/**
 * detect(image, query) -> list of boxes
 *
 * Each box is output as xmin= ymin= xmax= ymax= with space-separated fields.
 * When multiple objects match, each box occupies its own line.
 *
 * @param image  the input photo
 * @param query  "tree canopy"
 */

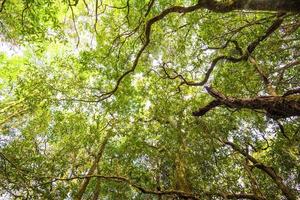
xmin=0 ymin=0 xmax=299 ymax=199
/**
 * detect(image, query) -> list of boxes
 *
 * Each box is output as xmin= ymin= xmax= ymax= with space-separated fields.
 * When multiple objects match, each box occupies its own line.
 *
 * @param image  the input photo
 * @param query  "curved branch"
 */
xmin=199 ymin=14 xmax=284 ymax=86
xmin=44 ymin=174 xmax=265 ymax=200
xmin=95 ymin=3 xmax=204 ymax=101
xmin=144 ymin=0 xmax=155 ymax=17
xmin=249 ymin=56 xmax=277 ymax=96
xmin=161 ymin=16 xmax=284 ymax=88
xmin=199 ymin=0 xmax=300 ymax=13
xmin=283 ymin=87 xmax=300 ymax=97
xmin=193 ymin=86 xmax=300 ymax=119
xmin=224 ymin=141 xmax=298 ymax=200
xmin=67 ymin=3 xmax=285 ymax=103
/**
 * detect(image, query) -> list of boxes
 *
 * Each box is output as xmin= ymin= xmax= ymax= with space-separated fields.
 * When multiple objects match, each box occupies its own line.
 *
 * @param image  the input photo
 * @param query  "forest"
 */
xmin=0 ymin=0 xmax=299 ymax=199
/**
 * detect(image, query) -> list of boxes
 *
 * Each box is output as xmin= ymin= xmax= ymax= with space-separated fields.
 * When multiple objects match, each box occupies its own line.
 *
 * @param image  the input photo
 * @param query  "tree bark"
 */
xmin=174 ymin=114 xmax=192 ymax=193
xmin=199 ymin=0 xmax=300 ymax=13
xmin=92 ymin=167 xmax=102 ymax=200
xmin=75 ymin=132 xmax=111 ymax=200
xmin=193 ymin=87 xmax=300 ymax=119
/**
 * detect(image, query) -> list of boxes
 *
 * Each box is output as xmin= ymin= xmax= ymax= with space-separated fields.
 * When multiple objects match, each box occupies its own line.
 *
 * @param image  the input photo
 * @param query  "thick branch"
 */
xmin=192 ymin=100 xmax=221 ymax=116
xmin=193 ymin=87 xmax=300 ymax=118
xmin=283 ymin=87 xmax=300 ymax=97
xmin=199 ymin=0 xmax=300 ymax=13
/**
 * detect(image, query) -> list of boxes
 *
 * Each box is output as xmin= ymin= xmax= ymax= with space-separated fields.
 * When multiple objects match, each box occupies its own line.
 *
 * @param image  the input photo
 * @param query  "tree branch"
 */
xmin=249 ymin=56 xmax=277 ymax=96
xmin=0 ymin=0 xmax=6 ymax=12
xmin=198 ymin=0 xmax=300 ymax=13
xmin=223 ymin=140 xmax=298 ymax=200
xmin=43 ymin=174 xmax=265 ymax=200
xmin=64 ymin=3 xmax=285 ymax=103
xmin=93 ymin=3 xmax=205 ymax=101
xmin=161 ymin=16 xmax=284 ymax=87
xmin=75 ymin=128 xmax=112 ymax=200
xmin=193 ymin=86 xmax=300 ymax=118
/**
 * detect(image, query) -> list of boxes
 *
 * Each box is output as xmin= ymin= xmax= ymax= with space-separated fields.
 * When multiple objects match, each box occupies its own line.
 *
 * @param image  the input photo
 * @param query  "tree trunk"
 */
xmin=75 ymin=132 xmax=111 ymax=200
xmin=174 ymin=114 xmax=191 ymax=194
xmin=92 ymin=167 xmax=102 ymax=200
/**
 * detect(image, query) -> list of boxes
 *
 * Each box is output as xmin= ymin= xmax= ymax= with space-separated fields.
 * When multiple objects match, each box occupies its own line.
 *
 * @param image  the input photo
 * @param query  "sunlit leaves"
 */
xmin=0 ymin=0 xmax=299 ymax=199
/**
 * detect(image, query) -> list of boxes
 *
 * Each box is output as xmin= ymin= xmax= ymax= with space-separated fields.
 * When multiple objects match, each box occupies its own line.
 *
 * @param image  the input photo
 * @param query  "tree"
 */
xmin=0 ymin=0 xmax=299 ymax=199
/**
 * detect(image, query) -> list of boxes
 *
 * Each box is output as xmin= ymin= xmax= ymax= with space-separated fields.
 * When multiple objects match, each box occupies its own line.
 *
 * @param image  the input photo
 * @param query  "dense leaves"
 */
xmin=0 ymin=0 xmax=299 ymax=199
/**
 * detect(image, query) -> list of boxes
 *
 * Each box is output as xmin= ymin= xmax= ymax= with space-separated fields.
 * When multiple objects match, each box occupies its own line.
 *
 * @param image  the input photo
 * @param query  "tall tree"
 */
xmin=0 ymin=0 xmax=299 ymax=199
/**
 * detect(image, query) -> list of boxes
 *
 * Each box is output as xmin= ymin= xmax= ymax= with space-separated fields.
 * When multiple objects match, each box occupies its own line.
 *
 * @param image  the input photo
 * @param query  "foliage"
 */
xmin=0 ymin=0 xmax=299 ymax=199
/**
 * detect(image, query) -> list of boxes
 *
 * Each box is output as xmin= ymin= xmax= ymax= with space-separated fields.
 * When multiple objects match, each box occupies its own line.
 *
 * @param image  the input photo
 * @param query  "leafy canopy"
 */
xmin=0 ymin=0 xmax=299 ymax=199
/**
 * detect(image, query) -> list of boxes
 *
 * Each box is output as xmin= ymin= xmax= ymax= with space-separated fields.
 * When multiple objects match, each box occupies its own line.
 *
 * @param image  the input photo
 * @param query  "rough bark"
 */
xmin=193 ymin=87 xmax=300 ymax=119
xmin=199 ymin=0 xmax=300 ymax=13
